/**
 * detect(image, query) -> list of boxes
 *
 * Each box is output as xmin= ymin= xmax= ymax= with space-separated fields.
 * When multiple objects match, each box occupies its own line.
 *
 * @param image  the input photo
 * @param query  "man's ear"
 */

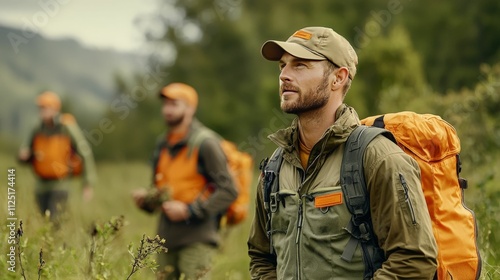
xmin=331 ymin=67 xmax=349 ymax=90
xmin=186 ymin=105 xmax=197 ymax=117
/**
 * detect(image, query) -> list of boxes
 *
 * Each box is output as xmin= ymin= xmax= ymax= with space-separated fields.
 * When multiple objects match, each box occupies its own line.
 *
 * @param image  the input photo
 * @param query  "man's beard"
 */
xmin=280 ymin=74 xmax=330 ymax=115
xmin=166 ymin=114 xmax=184 ymax=127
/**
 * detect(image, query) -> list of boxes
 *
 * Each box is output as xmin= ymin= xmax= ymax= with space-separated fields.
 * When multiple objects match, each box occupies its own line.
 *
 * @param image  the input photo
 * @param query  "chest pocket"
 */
xmin=303 ymin=186 xmax=351 ymax=239
xmin=269 ymin=190 xmax=298 ymax=247
xmin=302 ymin=186 xmax=365 ymax=277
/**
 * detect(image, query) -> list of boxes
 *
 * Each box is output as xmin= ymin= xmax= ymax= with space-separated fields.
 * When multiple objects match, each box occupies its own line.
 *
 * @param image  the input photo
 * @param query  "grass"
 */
xmin=0 ymin=151 xmax=498 ymax=279
xmin=0 ymin=154 xmax=252 ymax=279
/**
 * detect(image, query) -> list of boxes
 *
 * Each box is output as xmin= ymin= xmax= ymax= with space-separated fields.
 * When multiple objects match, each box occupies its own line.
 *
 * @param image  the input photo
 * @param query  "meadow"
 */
xmin=1 ymin=151 xmax=499 ymax=279
xmin=0 ymin=154 xmax=252 ymax=280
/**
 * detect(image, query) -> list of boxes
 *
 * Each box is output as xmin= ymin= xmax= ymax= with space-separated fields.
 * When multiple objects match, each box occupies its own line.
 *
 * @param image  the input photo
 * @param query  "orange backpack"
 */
xmin=219 ymin=140 xmax=254 ymax=225
xmin=187 ymin=129 xmax=254 ymax=226
xmin=361 ymin=112 xmax=481 ymax=280
xmin=31 ymin=114 xmax=83 ymax=179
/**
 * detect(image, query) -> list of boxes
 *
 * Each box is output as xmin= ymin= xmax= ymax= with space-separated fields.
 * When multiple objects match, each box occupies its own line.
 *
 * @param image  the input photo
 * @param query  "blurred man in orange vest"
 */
xmin=132 ymin=83 xmax=238 ymax=280
xmin=18 ymin=91 xmax=97 ymax=223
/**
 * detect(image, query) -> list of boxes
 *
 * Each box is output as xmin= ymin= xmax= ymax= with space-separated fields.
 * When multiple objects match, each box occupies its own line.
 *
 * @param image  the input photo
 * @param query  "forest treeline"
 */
xmin=93 ymin=0 xmax=500 ymax=165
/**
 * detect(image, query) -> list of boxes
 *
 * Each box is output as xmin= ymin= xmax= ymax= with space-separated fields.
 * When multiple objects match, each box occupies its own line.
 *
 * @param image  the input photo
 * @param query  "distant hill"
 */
xmin=0 ymin=24 xmax=146 ymax=145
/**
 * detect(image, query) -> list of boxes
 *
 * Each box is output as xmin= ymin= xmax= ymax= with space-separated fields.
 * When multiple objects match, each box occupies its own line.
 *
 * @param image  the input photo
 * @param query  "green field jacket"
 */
xmin=248 ymin=104 xmax=438 ymax=279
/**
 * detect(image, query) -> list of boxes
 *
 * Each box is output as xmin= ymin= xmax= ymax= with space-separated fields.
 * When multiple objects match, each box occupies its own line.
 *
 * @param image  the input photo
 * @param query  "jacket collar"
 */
xmin=268 ymin=104 xmax=361 ymax=156
xmin=164 ymin=118 xmax=203 ymax=149
xmin=38 ymin=113 xmax=63 ymax=132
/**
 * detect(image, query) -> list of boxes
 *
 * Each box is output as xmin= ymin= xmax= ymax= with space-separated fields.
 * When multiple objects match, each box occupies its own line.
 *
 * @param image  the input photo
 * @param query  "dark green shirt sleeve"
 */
xmin=189 ymin=137 xmax=238 ymax=219
xmin=65 ymin=122 xmax=97 ymax=187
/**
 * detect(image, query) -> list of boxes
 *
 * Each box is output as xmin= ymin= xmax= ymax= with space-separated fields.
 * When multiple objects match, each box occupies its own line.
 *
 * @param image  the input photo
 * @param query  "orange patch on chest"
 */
xmin=314 ymin=192 xmax=343 ymax=208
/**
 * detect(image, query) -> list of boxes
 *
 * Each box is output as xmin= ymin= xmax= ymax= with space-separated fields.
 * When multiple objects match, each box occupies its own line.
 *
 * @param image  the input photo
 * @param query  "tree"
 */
xmin=101 ymin=0 xmax=500 ymax=161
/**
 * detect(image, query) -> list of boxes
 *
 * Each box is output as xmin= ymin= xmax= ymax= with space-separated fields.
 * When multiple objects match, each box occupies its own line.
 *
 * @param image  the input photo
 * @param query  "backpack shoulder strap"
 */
xmin=260 ymin=147 xmax=284 ymax=254
xmin=151 ymin=133 xmax=167 ymax=184
xmin=262 ymin=147 xmax=285 ymax=212
xmin=340 ymin=125 xmax=396 ymax=279
xmin=187 ymin=127 xmax=221 ymax=158
xmin=340 ymin=126 xmax=395 ymax=217
xmin=60 ymin=113 xmax=77 ymax=126
xmin=59 ymin=114 xmax=80 ymax=151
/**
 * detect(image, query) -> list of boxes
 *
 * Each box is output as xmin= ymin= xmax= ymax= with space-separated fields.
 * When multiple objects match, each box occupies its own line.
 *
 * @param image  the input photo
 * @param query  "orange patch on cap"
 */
xmin=315 ymin=192 xmax=343 ymax=208
xmin=292 ymin=30 xmax=312 ymax=40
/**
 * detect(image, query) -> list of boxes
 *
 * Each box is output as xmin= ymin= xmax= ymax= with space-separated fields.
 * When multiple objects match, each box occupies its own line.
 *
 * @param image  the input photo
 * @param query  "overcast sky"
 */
xmin=0 ymin=0 xmax=159 ymax=53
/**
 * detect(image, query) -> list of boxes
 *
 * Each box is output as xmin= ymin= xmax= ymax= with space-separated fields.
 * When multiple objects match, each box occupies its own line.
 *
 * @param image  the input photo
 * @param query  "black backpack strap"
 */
xmin=372 ymin=115 xmax=385 ymax=128
xmin=26 ymin=127 xmax=40 ymax=163
xmin=340 ymin=125 xmax=396 ymax=279
xmin=456 ymin=154 xmax=468 ymax=189
xmin=261 ymin=147 xmax=284 ymax=254
xmin=151 ymin=134 xmax=167 ymax=184
xmin=262 ymin=147 xmax=285 ymax=212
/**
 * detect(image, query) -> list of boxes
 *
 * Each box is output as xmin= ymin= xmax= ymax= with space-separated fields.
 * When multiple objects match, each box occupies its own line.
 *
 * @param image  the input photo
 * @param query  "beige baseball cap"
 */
xmin=261 ymin=27 xmax=358 ymax=79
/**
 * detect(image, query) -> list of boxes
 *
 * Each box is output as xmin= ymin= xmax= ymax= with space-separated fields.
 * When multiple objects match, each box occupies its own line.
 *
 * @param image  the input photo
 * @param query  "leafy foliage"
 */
xmin=89 ymin=0 xmax=499 ymax=162
xmin=126 ymin=234 xmax=167 ymax=280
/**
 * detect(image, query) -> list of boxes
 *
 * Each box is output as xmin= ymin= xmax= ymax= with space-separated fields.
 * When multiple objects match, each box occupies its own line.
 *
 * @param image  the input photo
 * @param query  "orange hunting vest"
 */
xmin=31 ymin=114 xmax=83 ymax=180
xmin=154 ymin=145 xmax=207 ymax=203
xmin=32 ymin=133 xmax=73 ymax=179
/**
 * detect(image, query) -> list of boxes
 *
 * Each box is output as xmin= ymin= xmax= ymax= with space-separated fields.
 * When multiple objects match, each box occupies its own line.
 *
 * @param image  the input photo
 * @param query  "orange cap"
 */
xmin=159 ymin=83 xmax=198 ymax=108
xmin=36 ymin=91 xmax=61 ymax=111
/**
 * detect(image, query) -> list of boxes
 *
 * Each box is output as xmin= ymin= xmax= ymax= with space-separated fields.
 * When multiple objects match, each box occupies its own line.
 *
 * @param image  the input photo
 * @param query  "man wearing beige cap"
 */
xmin=132 ymin=82 xmax=238 ymax=280
xmin=248 ymin=27 xmax=437 ymax=279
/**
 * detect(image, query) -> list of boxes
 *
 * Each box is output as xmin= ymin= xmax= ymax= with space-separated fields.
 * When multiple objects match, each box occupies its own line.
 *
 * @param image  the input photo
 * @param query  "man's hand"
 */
xmin=161 ymin=200 xmax=190 ymax=222
xmin=83 ymin=185 xmax=93 ymax=202
xmin=132 ymin=188 xmax=148 ymax=208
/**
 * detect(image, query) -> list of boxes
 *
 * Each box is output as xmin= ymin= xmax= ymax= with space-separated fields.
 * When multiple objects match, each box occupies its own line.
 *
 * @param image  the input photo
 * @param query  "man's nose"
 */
xmin=279 ymin=64 xmax=292 ymax=83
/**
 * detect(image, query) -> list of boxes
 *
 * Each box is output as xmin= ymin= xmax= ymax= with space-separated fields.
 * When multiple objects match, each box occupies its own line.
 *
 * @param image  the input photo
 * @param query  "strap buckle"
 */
xmin=270 ymin=193 xmax=279 ymax=213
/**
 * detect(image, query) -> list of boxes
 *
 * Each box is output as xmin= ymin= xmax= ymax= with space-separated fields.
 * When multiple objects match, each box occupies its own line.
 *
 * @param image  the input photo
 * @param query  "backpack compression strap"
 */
xmin=340 ymin=125 xmax=396 ymax=279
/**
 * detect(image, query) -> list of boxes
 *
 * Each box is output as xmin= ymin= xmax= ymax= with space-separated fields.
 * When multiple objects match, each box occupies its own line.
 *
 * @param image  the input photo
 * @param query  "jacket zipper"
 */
xmin=297 ymin=133 xmax=328 ymax=193
xmin=296 ymin=199 xmax=304 ymax=244
xmin=400 ymin=174 xmax=417 ymax=225
xmin=294 ymin=134 xmax=328 ymax=279
xmin=295 ymin=198 xmax=303 ymax=279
